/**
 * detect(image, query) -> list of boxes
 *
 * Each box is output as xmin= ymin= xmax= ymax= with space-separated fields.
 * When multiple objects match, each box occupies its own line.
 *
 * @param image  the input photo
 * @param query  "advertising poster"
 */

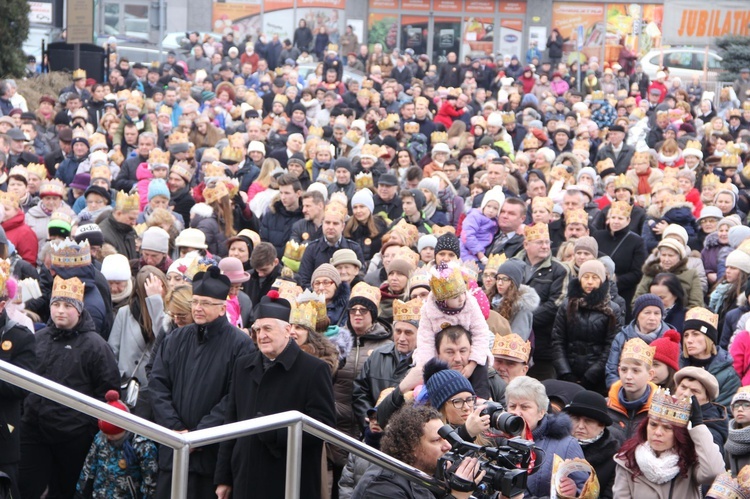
xmin=551 ymin=3 xmax=606 ymax=64
xmin=402 ymin=16 xmax=429 ymax=55
xmin=606 ymin=4 xmax=663 ymax=62
xmin=498 ymin=19 xmax=523 ymax=60
xmin=662 ymin=0 xmax=750 ymax=46
xmin=212 ymin=2 xmax=262 ymax=43
xmin=263 ymin=0 xmax=344 ymax=44
xmin=368 ymin=13 xmax=399 ymax=51
xmin=462 ymin=17 xmax=495 ymax=58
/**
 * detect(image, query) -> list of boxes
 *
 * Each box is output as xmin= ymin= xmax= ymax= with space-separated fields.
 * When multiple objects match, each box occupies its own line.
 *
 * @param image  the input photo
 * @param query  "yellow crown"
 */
xmin=390 ymin=219 xmax=419 ymax=248
xmin=429 ymin=262 xmax=467 ymax=301
xmin=273 ymin=94 xmax=288 ymax=106
xmin=0 ymin=259 xmax=9 ymax=296
xmin=203 ymin=181 xmax=229 ymax=204
xmin=158 ymin=105 xmax=172 ymax=117
xmin=356 ymin=88 xmax=371 ymax=99
xmin=621 ymin=337 xmax=655 ymax=366
xmin=707 ymin=468 xmax=750 ymax=499
xmin=88 ymin=133 xmax=107 ymax=150
xmin=88 ymin=150 xmax=109 ymax=168
xmin=50 ymin=211 xmax=73 ymax=226
xmin=720 ymin=154 xmax=741 ymax=168
xmin=126 ymin=95 xmax=143 ymax=111
xmin=220 ymin=146 xmax=244 ymax=163
xmin=531 ymin=196 xmax=554 ymax=213
xmin=89 ymin=165 xmax=111 ymax=181
xmin=8 ymin=166 xmax=28 ymax=181
xmin=702 ymin=173 xmax=721 ymax=187
xmin=392 ymin=246 xmax=420 ymax=269
xmin=404 ymin=122 xmax=420 ymax=134
xmin=228 ymin=133 xmax=246 ymax=149
xmin=500 ymin=111 xmax=515 ymax=125
xmin=283 ymin=240 xmax=308 ymax=262
xmin=431 ymin=131 xmax=448 ymax=144
xmin=492 ymin=333 xmax=531 ymax=363
xmin=169 ymin=131 xmax=189 ymax=146
xmin=360 ymin=144 xmax=380 ymax=159
xmin=609 ymin=200 xmax=633 ymax=218
xmin=573 ymin=139 xmax=590 ymax=151
xmin=432 ymin=225 xmax=456 ymax=237
xmin=727 ymin=142 xmax=743 ymax=156
xmin=393 ymin=297 xmax=423 ymax=323
xmin=324 ymin=201 xmax=348 ymax=222
xmin=744 ymin=102 xmax=750 ymax=112
xmin=350 ymin=282 xmax=382 ymax=308
xmin=662 ymin=166 xmax=679 ymax=178
xmin=522 ymin=135 xmax=541 ymax=150
xmin=148 ymin=148 xmax=170 ymax=167
xmin=565 ymin=209 xmax=588 ymax=226
xmin=170 ymin=161 xmax=193 ymax=183
xmin=0 ymin=190 xmax=20 ymax=208
xmin=308 ymin=126 xmax=324 ymax=138
xmin=108 ymin=149 xmax=124 ymax=166
xmin=202 ymin=162 xmax=226 ymax=180
xmin=72 ymin=68 xmax=86 ymax=80
xmin=327 ymin=43 xmax=338 ymax=52
xmin=486 ymin=253 xmax=507 ymax=270
xmin=52 ymin=275 xmax=85 ymax=303
xmin=355 ymin=172 xmax=374 ymax=190
xmin=272 ymin=279 xmax=303 ymax=301
xmin=183 ymin=257 xmax=215 ymax=281
xmin=115 ymin=191 xmax=139 ymax=211
xmin=409 ymin=269 xmax=431 ymax=289
xmin=649 ymin=388 xmax=691 ymax=427
xmin=728 ymin=108 xmax=742 ymax=118
xmin=524 ymin=223 xmax=549 ymax=242
xmin=631 ymin=151 xmax=651 ymax=164
xmin=297 ymin=288 xmax=327 ymax=321
xmin=596 ymin=158 xmax=615 ymax=175
xmin=613 ymin=174 xmax=634 ymax=192
xmin=361 ymin=79 xmax=374 ymax=89
xmin=26 ymin=163 xmax=48 ymax=180
xmin=590 ymin=90 xmax=605 ymax=101
xmin=290 ymin=300 xmax=319 ymax=330
xmin=685 ymin=306 xmax=719 ymax=331
xmin=40 ymin=179 xmax=66 ymax=198
xmin=50 ymin=238 xmax=91 ymax=268
xmin=377 ymin=113 xmax=400 ymax=131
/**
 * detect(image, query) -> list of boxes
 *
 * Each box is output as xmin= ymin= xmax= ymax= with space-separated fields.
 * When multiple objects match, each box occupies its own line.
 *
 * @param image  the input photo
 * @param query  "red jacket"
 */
xmin=434 ymin=101 xmax=464 ymax=129
xmin=3 ymin=211 xmax=38 ymax=265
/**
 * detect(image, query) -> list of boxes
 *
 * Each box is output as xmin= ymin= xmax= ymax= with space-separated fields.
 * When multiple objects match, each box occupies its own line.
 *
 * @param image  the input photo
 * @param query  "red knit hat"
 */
xmin=650 ymin=329 xmax=681 ymax=371
xmin=98 ymin=390 xmax=130 ymax=435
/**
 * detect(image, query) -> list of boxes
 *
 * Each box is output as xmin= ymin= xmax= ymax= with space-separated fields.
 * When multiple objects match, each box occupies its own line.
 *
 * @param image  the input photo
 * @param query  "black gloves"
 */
xmin=689 ymin=395 xmax=703 ymax=427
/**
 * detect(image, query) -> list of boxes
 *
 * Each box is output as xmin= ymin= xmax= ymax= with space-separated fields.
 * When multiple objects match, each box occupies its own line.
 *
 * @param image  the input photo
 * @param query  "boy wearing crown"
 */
xmin=18 ymin=276 xmax=120 ymax=499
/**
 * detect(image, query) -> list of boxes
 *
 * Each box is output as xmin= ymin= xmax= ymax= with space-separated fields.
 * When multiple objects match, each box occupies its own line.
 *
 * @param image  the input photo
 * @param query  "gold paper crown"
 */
xmin=377 ymin=114 xmax=400 ymax=131
xmin=492 ymin=333 xmax=531 ymax=363
xmin=8 ymin=166 xmax=28 ymax=181
xmin=590 ymin=90 xmax=605 ymax=101
xmin=26 ymin=163 xmax=48 ymax=180
xmin=355 ymin=172 xmax=374 ymax=190
xmin=169 ymin=131 xmax=189 ymax=146
xmin=720 ymin=154 xmax=741 ymax=168
xmin=50 ymin=211 xmax=73 ymax=226
xmin=273 ymin=279 xmax=303 ymax=301
xmin=531 ymin=196 xmax=554 ymax=213
xmin=158 ymin=105 xmax=172 ymax=117
xmin=228 ymin=133 xmax=246 ymax=149
xmin=360 ymin=144 xmax=380 ymax=159
xmin=431 ymin=131 xmax=448 ymax=144
xmin=404 ymin=122 xmax=420 ymax=134
xmin=273 ymin=94 xmax=288 ymax=106
xmin=631 ymin=151 xmax=651 ymax=164
xmin=72 ymin=68 xmax=86 ymax=80
xmin=573 ymin=140 xmax=590 ymax=151
xmin=308 ymin=125 xmax=324 ymax=138
xmin=524 ymin=223 xmax=549 ymax=242
xmin=283 ymin=240 xmax=308 ymax=261
xmin=350 ymin=282 xmax=382 ymax=308
xmin=90 ymin=164 xmax=111 ymax=181
xmin=115 ymin=191 xmax=139 ymax=211
xmin=432 ymin=225 xmax=456 ymax=237
xmin=409 ymin=269 xmax=431 ymax=290
xmin=109 ymin=149 xmax=124 ymax=166
xmin=609 ymin=200 xmax=633 ymax=218
xmin=50 ymin=238 xmax=91 ymax=268
xmin=40 ymin=179 xmax=66 ymax=198
xmin=297 ymin=288 xmax=327 ymax=320
xmin=52 ymin=275 xmax=85 ymax=302
xmin=88 ymin=133 xmax=107 ymax=150
xmin=391 ymin=219 xmax=420 ymax=248
xmin=88 ymin=150 xmax=108 ymax=168
xmin=685 ymin=306 xmax=719 ymax=330
xmin=126 ymin=95 xmax=143 ymax=110
xmin=486 ymin=253 xmax=507 ymax=270
xmin=220 ymin=146 xmax=244 ymax=163
xmin=324 ymin=201 xmax=348 ymax=222
xmin=327 ymin=43 xmax=338 ymax=52
xmin=290 ymin=293 xmax=321 ymax=330
xmin=728 ymin=108 xmax=742 ymax=118
xmin=663 ymin=166 xmax=679 ymax=178
xmin=613 ymin=174 xmax=634 ymax=192
xmin=702 ymin=173 xmax=720 ymax=187
xmin=148 ymin=149 xmax=170 ymax=167
xmin=171 ymin=161 xmax=193 ymax=182
xmin=391 ymin=246 xmax=420 ymax=269
xmin=621 ymin=337 xmax=655 ymax=366
xmin=522 ymin=135 xmax=541 ymax=150
xmin=706 ymin=469 xmax=750 ymax=499
xmin=596 ymin=158 xmax=615 ymax=175
xmin=744 ymin=101 xmax=750 ymax=111
xmin=393 ymin=297 xmax=423 ymax=323
xmin=656 ymin=110 xmax=669 ymax=118
xmin=565 ymin=209 xmax=588 ymax=226
xmin=361 ymin=79 xmax=374 ymax=89
xmin=203 ymin=181 xmax=229 ymax=204
xmin=727 ymin=142 xmax=743 ymax=156
xmin=72 ymin=128 xmax=88 ymax=142
xmin=356 ymin=88 xmax=371 ymax=99
xmin=429 ymin=263 xmax=467 ymax=301
xmin=0 ymin=259 xmax=9 ymax=296
xmin=0 ymin=190 xmax=20 ymax=208
xmin=649 ymin=388 xmax=691 ymax=427
xmin=203 ymin=162 xmax=226 ymax=179
xmin=501 ymin=112 xmax=516 ymax=125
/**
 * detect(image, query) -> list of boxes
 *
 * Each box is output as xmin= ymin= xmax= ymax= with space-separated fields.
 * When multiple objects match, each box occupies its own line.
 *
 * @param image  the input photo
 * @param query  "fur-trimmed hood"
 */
xmin=190 ymin=202 xmax=214 ymax=219
xmin=553 ymin=152 xmax=582 ymax=176
xmin=513 ymin=284 xmax=541 ymax=315
xmin=646 ymin=200 xmax=695 ymax=220
xmin=533 ymin=412 xmax=574 ymax=440
xmin=703 ymin=231 xmax=725 ymax=249
xmin=325 ymin=325 xmax=353 ymax=361
xmin=643 ymin=256 xmax=689 ymax=277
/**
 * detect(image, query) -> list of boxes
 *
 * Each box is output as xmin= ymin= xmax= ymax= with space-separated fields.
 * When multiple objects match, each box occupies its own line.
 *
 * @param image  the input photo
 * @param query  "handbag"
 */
xmin=120 ymin=348 xmax=149 ymax=409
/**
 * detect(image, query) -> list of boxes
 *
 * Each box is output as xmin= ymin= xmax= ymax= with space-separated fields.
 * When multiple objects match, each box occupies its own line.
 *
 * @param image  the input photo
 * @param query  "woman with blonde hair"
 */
xmin=247 ymin=158 xmax=281 ymax=217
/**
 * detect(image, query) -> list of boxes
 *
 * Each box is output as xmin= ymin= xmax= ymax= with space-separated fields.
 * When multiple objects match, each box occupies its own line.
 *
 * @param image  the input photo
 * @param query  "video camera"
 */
xmin=435 ymin=425 xmax=542 ymax=498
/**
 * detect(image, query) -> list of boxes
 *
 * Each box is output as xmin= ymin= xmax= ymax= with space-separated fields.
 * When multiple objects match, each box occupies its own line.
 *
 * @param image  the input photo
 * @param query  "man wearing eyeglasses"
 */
xmin=150 ymin=266 xmax=254 ymax=499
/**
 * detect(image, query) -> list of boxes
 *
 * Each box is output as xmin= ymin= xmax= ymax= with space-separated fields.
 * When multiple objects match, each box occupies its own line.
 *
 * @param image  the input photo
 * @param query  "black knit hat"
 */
xmin=257 ymin=290 xmax=292 ymax=322
xmin=192 ymin=266 xmax=231 ymax=301
xmin=563 ymin=390 xmax=613 ymax=426
xmin=334 ymin=157 xmax=352 ymax=173
xmin=434 ymin=233 xmax=460 ymax=258
xmin=407 ymin=189 xmax=425 ymax=211
xmin=633 ymin=293 xmax=664 ymax=320
xmin=84 ymin=185 xmax=112 ymax=205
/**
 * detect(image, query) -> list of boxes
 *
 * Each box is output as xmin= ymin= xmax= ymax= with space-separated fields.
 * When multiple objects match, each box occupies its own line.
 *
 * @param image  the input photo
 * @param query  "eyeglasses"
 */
xmin=350 ymin=307 xmax=369 ymax=316
xmin=313 ymin=279 xmax=336 ymax=288
xmin=169 ymin=312 xmax=189 ymax=320
xmin=482 ymin=272 xmax=497 ymax=279
xmin=733 ymin=401 xmax=750 ymax=410
xmin=529 ymin=239 xmax=551 ymax=246
xmin=496 ymin=276 xmax=513 ymax=283
xmin=190 ymin=299 xmax=224 ymax=308
xmin=449 ymin=396 xmax=477 ymax=409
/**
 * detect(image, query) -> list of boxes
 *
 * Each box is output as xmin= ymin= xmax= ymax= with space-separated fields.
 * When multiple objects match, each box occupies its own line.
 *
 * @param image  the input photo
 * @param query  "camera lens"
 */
xmin=491 ymin=412 xmax=524 ymax=435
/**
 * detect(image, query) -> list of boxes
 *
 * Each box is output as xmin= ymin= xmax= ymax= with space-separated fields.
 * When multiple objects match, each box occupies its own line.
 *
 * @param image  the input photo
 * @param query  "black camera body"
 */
xmin=479 ymin=401 xmax=524 ymax=436
xmin=436 ymin=425 xmax=540 ymax=498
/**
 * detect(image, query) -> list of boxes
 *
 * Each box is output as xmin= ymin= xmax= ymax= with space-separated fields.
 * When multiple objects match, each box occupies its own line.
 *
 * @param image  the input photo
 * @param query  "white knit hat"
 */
xmin=351 ymin=189 xmax=374 ymax=214
xmin=662 ymin=224 xmax=689 ymax=246
xmin=726 ymin=250 xmax=750 ymax=274
xmin=481 ymin=185 xmax=506 ymax=210
xmin=101 ymin=254 xmax=132 ymax=281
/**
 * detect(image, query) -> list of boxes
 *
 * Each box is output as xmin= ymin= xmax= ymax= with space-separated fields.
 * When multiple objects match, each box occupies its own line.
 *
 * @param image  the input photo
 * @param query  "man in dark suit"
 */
xmin=594 ymin=125 xmax=635 ymax=175
xmin=268 ymin=132 xmax=305 ymax=169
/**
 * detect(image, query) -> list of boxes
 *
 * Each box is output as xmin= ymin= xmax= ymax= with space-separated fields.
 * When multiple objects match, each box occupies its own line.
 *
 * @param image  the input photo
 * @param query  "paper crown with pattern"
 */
xmin=408 ymin=269 xmax=431 ymax=290
xmin=720 ymin=154 xmax=741 ymax=168
xmin=649 ymin=387 xmax=691 ymax=427
xmin=522 ymin=135 xmax=541 ymax=150
xmin=565 ymin=209 xmax=588 ymax=226
xmin=393 ymin=297 xmax=423 ymax=323
xmin=327 ymin=43 xmax=338 ymax=52
xmin=72 ymin=68 xmax=86 ymax=80
xmin=283 ymin=240 xmax=308 ymax=262
xmin=89 ymin=165 xmax=111 ymax=181
xmin=431 ymin=131 xmax=448 ymax=144
xmin=308 ymin=125 xmax=324 ymax=138
xmin=404 ymin=122 xmax=420 ymax=134
xmin=170 ymin=161 xmax=193 ymax=183
xmin=202 ymin=162 xmax=226 ymax=180
xmin=377 ymin=113 xmax=400 ymax=131
xmin=40 ymin=178 xmax=66 ymax=198
xmin=220 ymin=146 xmax=244 ymax=163
xmin=0 ymin=259 xmax=9 ymax=297
xmin=324 ymin=201 xmax=348 ymax=222
xmin=531 ymin=196 xmax=554 ymax=213
xmin=272 ymin=279 xmax=303 ymax=301
xmin=52 ymin=275 xmax=85 ymax=303
xmin=524 ymin=223 xmax=549 ymax=242
xmin=148 ymin=148 xmax=169 ymax=167
xmin=596 ymin=158 xmax=615 ymax=175
xmin=108 ymin=149 xmax=124 ymax=166
xmin=26 ymin=163 xmax=48 ymax=180
xmin=702 ymin=173 xmax=721 ymax=187
xmin=609 ymin=200 xmax=633 ymax=218
xmin=501 ymin=111 xmax=516 ymax=125
xmin=391 ymin=246 xmax=420 ymax=268
xmin=290 ymin=289 xmax=326 ymax=330
xmin=432 ymin=225 xmax=456 ymax=237
xmin=685 ymin=306 xmax=719 ymax=332
xmin=631 ymin=151 xmax=651 ymax=164
xmin=203 ymin=180 xmax=229 ymax=204
xmin=158 ymin=105 xmax=172 ymax=117
xmin=355 ymin=172 xmax=374 ymax=190
xmin=168 ymin=131 xmax=189 ymax=146
xmin=486 ymin=253 xmax=507 ymax=271
xmin=573 ymin=140 xmax=590 ymax=152
xmin=50 ymin=210 xmax=73 ymax=226
xmin=706 ymin=468 xmax=750 ymax=499
xmin=492 ymin=333 xmax=531 ymax=363
xmin=88 ymin=133 xmax=107 ymax=150
xmin=50 ymin=238 xmax=91 ymax=268
xmin=350 ymin=281 xmax=382 ymax=308
xmin=590 ymin=90 xmax=605 ymax=101
xmin=228 ymin=133 xmax=245 ymax=149
xmin=360 ymin=144 xmax=380 ymax=159
xmin=0 ymin=190 xmax=19 ymax=207
xmin=429 ymin=262 xmax=466 ymax=301
xmin=273 ymin=94 xmax=288 ymax=106
xmin=115 ymin=191 xmax=139 ymax=211
xmin=621 ymin=337 xmax=655 ymax=366
xmin=685 ymin=139 xmax=702 ymax=151
xmin=613 ymin=174 xmax=635 ymax=192
xmin=390 ymin=219 xmax=420 ymax=248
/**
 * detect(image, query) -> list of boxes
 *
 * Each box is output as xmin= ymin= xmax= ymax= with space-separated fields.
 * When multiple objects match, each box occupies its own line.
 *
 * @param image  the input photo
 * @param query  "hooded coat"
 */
xmin=641 ymin=201 xmax=698 ymax=253
xmin=2 ymin=210 xmax=38 ymax=266
xmin=701 ymin=231 xmax=731 ymax=278
xmin=459 ymin=209 xmax=498 ymax=261
xmin=259 ymin=196 xmax=304 ymax=258
xmin=492 ymin=284 xmax=540 ymax=341
xmin=98 ymin=209 xmax=138 ymax=260
xmin=190 ymin=202 xmax=229 ymax=257
xmin=634 ymin=257 xmax=704 ymax=309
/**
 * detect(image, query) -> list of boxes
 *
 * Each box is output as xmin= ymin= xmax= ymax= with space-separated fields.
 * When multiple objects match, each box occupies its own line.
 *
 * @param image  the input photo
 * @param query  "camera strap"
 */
xmin=447 ymin=473 xmax=476 ymax=493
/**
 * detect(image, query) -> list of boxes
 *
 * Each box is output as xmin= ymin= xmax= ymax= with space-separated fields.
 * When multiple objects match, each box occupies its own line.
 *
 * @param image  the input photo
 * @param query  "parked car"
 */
xmin=98 ymin=31 xmax=225 ymax=64
xmin=639 ymin=47 xmax=727 ymax=83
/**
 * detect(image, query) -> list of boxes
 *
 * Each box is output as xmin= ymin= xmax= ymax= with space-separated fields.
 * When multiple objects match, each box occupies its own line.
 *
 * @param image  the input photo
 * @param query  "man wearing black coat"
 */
xmin=168 ymin=163 xmax=196 ymax=228
xmin=594 ymin=125 xmax=635 ymax=175
xmin=215 ymin=292 xmax=335 ymax=499
xmin=437 ymin=52 xmax=461 ymax=88
xmin=113 ymin=132 xmax=157 ymax=191
xmin=259 ymin=174 xmax=305 ymax=258
xmin=149 ymin=267 xmax=255 ymax=499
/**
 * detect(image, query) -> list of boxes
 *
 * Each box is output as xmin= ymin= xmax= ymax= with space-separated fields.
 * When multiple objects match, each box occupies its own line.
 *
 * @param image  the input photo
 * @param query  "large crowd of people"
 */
xmin=3 ymin=25 xmax=750 ymax=498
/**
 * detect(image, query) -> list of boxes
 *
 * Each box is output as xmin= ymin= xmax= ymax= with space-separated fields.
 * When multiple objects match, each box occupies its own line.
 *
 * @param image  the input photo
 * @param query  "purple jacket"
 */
xmin=460 ymin=209 xmax=497 ymax=261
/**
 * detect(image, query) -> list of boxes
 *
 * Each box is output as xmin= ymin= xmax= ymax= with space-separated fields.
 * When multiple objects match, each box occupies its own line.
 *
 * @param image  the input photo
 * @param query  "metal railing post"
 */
xmin=285 ymin=421 xmax=303 ymax=499
xmin=171 ymin=445 xmax=191 ymax=499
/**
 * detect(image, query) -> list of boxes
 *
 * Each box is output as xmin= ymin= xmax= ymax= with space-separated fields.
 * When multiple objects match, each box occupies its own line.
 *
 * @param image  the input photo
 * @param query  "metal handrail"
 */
xmin=0 ymin=359 xmax=446 ymax=497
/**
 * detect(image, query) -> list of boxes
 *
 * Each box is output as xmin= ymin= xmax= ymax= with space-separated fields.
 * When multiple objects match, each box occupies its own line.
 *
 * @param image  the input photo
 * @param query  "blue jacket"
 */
xmin=605 ymin=320 xmax=671 ymax=388
xmin=460 ymin=209 xmax=497 ymax=260
xmin=56 ymin=154 xmax=87 ymax=186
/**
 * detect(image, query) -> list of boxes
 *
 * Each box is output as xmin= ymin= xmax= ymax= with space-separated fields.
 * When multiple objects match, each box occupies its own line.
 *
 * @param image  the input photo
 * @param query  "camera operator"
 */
xmin=351 ymin=405 xmax=488 ymax=499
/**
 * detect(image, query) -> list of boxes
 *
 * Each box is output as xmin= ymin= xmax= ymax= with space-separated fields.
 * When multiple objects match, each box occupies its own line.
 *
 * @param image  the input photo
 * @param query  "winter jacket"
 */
xmin=459 ymin=209 xmax=497 ymax=261
xmin=552 ymin=280 xmax=623 ymax=394
xmin=340 ymin=452 xmax=375 ymax=499
xmin=190 ymin=203 xmax=228 ymax=258
xmin=641 ymin=203 xmax=698 ymax=254
xmin=169 ymin=186 xmax=195 ymax=229
xmin=634 ymin=258 xmax=704 ymax=309
xmin=56 ymin=154 xmax=87 ymax=185
xmin=297 ymin=236 xmax=365 ymax=289
xmin=22 ymin=311 xmax=120 ymax=443
xmin=643 ymin=249 xmax=709 ymax=295
xmin=680 ymin=348 xmax=741 ymax=409
xmin=25 ymin=203 xmax=75 ymax=255
xmin=259 ymin=197 xmax=304 ymax=258
xmin=98 ymin=210 xmax=138 ymax=260
xmin=702 ymin=231 xmax=732 ymax=279
xmin=580 ymin=428 xmax=623 ymax=499
xmin=346 ymin=217 xmax=387 ymax=265
xmin=53 ymin=264 xmax=113 ymax=340
xmin=331 ymin=324 xmax=392 ymax=466
xmin=612 ymin=424 xmax=725 ymax=499
xmin=2 ymin=211 xmax=38 ymax=266
xmin=595 ymin=143 xmax=636 ymax=175
xmin=492 ymin=284 xmax=539 ymax=341
xmin=606 ymin=321 xmax=671 ymax=388
xmin=701 ymin=402 xmax=728 ymax=455
xmin=415 ymin=292 xmax=491 ymax=367
xmin=664 ymin=303 xmax=686 ymax=332
xmin=730 ymin=329 xmax=750 ymax=386
xmin=327 ymin=281 xmax=352 ymax=328
xmin=351 ymin=466 xmax=435 ymax=499
xmin=725 ymin=418 xmax=750 ymax=475
xmin=607 ymin=381 xmax=657 ymax=440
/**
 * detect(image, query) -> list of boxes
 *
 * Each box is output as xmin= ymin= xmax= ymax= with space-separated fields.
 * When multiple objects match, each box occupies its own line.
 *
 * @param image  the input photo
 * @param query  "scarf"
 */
xmin=659 ymin=152 xmax=680 ymax=166
xmin=423 ymin=200 xmax=437 ymax=220
xmin=291 ymin=115 xmax=308 ymax=136
xmin=111 ymin=279 xmax=134 ymax=306
xmin=636 ymin=170 xmax=653 ymax=194
xmin=618 ymin=384 xmax=652 ymax=413
xmin=726 ymin=420 xmax=750 ymax=456
xmin=634 ymin=442 xmax=680 ymax=484
xmin=709 ymin=281 xmax=733 ymax=314
xmin=438 ymin=187 xmax=455 ymax=226
xmin=578 ymin=429 xmax=605 ymax=446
